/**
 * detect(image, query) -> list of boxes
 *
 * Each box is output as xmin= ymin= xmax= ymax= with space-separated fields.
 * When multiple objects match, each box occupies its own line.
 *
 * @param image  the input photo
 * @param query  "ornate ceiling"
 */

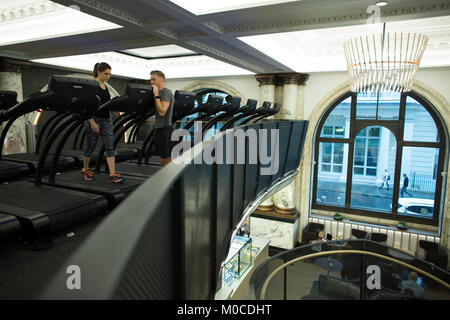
xmin=0 ymin=0 xmax=449 ymax=78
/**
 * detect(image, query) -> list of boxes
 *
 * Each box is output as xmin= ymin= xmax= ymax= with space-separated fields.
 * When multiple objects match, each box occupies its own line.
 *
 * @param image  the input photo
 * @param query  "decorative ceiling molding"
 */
xmin=224 ymin=2 xmax=450 ymax=35
xmin=69 ymin=0 xmax=146 ymax=26
xmin=204 ymin=22 xmax=224 ymax=34
xmin=0 ymin=1 xmax=63 ymax=23
xmin=185 ymin=41 xmax=265 ymax=73
xmin=154 ymin=28 xmax=178 ymax=40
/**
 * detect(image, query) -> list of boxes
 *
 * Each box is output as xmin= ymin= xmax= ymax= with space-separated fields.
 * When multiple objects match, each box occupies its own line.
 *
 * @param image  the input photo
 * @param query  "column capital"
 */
xmin=278 ymin=72 xmax=309 ymax=86
xmin=0 ymin=57 xmax=31 ymax=73
xmin=255 ymin=73 xmax=279 ymax=86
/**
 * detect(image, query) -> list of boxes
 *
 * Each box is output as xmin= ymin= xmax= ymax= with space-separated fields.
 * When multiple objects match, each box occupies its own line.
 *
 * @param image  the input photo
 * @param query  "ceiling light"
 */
xmin=376 ymin=1 xmax=388 ymax=7
xmin=0 ymin=0 xmax=121 ymax=46
xmin=343 ymin=23 xmax=428 ymax=93
xmin=122 ymin=45 xmax=196 ymax=58
xmin=32 ymin=52 xmax=253 ymax=79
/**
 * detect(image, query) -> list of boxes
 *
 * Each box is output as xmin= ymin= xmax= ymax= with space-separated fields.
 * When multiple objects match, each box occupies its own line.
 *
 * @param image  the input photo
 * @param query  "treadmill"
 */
xmin=140 ymin=93 xmax=224 ymax=162
xmin=238 ymin=101 xmax=272 ymax=125
xmin=0 ymin=90 xmax=30 ymax=181
xmin=246 ymin=102 xmax=281 ymax=124
xmin=0 ymin=90 xmax=77 ymax=175
xmin=0 ymin=76 xmax=110 ymax=248
xmin=40 ymin=83 xmax=153 ymax=208
xmin=220 ymin=98 xmax=258 ymax=131
xmin=114 ymin=90 xmax=198 ymax=178
xmin=201 ymin=95 xmax=242 ymax=139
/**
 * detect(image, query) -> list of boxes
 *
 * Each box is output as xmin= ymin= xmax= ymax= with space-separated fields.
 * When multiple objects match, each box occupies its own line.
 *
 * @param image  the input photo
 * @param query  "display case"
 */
xmin=222 ymin=235 xmax=253 ymax=287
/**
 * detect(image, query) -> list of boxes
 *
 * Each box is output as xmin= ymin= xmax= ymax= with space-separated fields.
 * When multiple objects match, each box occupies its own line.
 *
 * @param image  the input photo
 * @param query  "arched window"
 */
xmin=312 ymin=91 xmax=447 ymax=226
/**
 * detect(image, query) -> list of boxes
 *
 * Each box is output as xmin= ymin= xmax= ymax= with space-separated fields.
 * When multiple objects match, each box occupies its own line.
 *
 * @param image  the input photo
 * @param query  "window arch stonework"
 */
xmin=181 ymin=80 xmax=246 ymax=104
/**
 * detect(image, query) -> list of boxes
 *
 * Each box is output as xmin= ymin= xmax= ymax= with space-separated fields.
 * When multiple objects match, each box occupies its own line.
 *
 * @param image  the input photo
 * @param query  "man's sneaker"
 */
xmin=109 ymin=173 xmax=124 ymax=183
xmin=81 ymin=168 xmax=95 ymax=181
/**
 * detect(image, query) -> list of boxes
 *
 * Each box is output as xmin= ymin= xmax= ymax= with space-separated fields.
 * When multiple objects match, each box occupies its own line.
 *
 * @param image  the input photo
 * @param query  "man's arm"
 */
xmin=155 ymin=98 xmax=170 ymax=117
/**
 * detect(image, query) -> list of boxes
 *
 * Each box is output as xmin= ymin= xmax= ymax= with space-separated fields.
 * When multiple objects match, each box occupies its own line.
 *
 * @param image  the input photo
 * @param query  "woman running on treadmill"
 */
xmin=81 ymin=62 xmax=124 ymax=183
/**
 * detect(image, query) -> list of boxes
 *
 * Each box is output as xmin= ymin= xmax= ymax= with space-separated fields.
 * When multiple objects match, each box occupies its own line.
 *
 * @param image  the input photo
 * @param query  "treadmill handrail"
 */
xmin=0 ymin=91 xmax=54 ymax=122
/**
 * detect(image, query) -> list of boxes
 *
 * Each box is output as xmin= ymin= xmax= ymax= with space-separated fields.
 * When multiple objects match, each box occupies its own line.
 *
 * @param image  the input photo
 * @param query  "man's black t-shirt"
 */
xmin=95 ymin=85 xmax=111 ymax=119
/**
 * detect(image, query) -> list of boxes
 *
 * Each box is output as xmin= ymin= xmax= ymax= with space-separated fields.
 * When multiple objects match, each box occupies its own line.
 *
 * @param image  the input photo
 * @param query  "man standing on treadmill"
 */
xmin=150 ymin=70 xmax=174 ymax=167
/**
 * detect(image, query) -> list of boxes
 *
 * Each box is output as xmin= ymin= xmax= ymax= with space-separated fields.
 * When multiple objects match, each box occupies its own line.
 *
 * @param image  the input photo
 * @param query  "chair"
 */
xmin=351 ymin=228 xmax=368 ymax=239
xmin=301 ymin=222 xmax=324 ymax=245
xmin=418 ymin=240 xmax=448 ymax=270
xmin=370 ymin=232 xmax=387 ymax=244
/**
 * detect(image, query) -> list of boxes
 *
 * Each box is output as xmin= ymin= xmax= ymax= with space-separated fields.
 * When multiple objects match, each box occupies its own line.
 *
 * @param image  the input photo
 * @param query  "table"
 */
xmin=315 ymin=257 xmax=343 ymax=275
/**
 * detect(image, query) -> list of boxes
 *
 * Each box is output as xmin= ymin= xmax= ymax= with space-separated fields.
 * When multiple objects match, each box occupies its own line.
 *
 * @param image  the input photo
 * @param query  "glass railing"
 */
xmin=248 ymin=239 xmax=450 ymax=300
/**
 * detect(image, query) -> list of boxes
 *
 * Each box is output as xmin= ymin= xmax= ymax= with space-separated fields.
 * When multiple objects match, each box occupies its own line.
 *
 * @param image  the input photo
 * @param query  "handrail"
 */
xmin=260 ymin=249 xmax=450 ymax=299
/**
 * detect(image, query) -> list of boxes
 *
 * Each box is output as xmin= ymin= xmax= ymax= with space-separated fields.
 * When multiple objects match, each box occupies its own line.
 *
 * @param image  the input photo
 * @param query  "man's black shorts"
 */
xmin=154 ymin=126 xmax=173 ymax=159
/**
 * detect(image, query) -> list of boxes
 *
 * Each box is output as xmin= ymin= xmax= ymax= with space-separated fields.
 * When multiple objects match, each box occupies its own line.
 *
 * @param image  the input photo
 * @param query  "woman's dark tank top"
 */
xmin=95 ymin=85 xmax=111 ymax=118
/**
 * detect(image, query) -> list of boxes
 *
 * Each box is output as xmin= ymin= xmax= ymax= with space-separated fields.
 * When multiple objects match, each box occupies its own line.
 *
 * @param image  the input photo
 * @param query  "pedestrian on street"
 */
xmin=400 ymin=173 xmax=413 ymax=197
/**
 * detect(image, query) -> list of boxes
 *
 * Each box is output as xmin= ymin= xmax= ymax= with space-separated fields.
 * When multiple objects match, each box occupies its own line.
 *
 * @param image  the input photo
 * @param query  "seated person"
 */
xmin=311 ymin=230 xmax=326 ymax=243
xmin=399 ymin=271 xmax=426 ymax=299
xmin=379 ymin=261 xmax=401 ymax=292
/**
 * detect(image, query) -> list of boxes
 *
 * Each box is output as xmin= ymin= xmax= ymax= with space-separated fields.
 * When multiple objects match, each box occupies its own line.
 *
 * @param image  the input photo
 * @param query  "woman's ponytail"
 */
xmin=93 ymin=63 xmax=100 ymax=77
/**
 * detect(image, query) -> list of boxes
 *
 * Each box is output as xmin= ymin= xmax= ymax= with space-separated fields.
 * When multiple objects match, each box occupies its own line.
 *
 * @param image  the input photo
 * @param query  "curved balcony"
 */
xmin=248 ymin=239 xmax=450 ymax=300
xmin=42 ymin=120 xmax=308 ymax=299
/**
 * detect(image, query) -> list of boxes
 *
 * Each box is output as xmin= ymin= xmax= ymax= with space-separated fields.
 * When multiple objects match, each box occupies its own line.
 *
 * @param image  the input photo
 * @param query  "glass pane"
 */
xmin=320 ymin=97 xmax=351 ymax=139
xmin=377 ymin=91 xmax=400 ymax=120
xmin=350 ymin=127 xmax=396 ymax=212
xmin=316 ymin=142 xmax=348 ymax=206
xmin=397 ymin=147 xmax=438 ymax=219
xmin=357 ymin=91 xmax=400 ymax=120
xmin=404 ymin=96 xmax=439 ymax=142
xmin=356 ymin=92 xmax=377 ymax=119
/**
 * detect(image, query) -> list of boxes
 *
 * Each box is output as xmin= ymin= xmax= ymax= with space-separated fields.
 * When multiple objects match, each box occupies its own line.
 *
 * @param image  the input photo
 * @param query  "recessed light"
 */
xmin=376 ymin=1 xmax=388 ymax=6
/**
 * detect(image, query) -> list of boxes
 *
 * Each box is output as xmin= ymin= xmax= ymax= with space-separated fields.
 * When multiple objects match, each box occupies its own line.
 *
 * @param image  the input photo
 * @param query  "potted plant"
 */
xmin=396 ymin=220 xmax=408 ymax=230
xmin=333 ymin=212 xmax=344 ymax=221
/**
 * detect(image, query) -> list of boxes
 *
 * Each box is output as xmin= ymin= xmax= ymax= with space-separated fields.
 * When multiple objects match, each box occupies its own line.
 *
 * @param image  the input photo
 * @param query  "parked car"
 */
xmin=397 ymin=198 xmax=434 ymax=217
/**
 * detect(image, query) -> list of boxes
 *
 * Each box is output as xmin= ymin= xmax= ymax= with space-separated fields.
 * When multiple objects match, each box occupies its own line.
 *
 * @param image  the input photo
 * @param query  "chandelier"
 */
xmin=343 ymin=23 xmax=428 ymax=93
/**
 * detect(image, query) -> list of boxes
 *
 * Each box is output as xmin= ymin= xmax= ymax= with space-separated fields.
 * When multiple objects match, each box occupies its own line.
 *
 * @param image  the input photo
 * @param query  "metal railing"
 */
xmin=248 ymin=239 xmax=449 ymax=300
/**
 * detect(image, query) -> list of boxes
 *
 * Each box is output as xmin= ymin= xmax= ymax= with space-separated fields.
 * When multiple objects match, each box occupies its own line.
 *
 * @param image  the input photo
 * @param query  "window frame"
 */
xmin=312 ymin=91 xmax=446 ymax=226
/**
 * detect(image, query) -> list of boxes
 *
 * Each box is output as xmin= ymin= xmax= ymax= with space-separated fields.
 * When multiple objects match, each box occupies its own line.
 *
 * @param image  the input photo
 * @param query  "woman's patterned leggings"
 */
xmin=84 ymin=117 xmax=115 ymax=158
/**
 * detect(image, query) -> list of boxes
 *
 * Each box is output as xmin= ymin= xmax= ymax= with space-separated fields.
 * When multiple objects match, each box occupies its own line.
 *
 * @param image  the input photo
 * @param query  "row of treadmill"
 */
xmin=0 ymin=75 xmax=280 ymax=249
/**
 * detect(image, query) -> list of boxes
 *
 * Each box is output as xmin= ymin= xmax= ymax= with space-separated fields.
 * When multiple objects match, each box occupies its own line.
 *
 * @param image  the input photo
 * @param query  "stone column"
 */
xmin=255 ymin=74 xmax=278 ymax=211
xmin=272 ymin=73 xmax=309 ymax=217
xmin=0 ymin=57 xmax=31 ymax=155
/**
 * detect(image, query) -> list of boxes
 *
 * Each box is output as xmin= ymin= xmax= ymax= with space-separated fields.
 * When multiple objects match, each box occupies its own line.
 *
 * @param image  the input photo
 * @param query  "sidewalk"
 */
xmin=317 ymin=180 xmax=434 ymax=208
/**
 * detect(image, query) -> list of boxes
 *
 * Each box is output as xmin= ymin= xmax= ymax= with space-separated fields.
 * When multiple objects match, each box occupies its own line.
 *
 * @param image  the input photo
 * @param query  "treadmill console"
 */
xmin=258 ymin=101 xmax=271 ymax=114
xmin=0 ymin=90 xmax=18 ymax=110
xmin=201 ymin=94 xmax=223 ymax=115
xmin=125 ymin=83 xmax=154 ymax=114
xmin=173 ymin=90 xmax=195 ymax=119
xmin=241 ymin=99 xmax=258 ymax=114
xmin=224 ymin=95 xmax=241 ymax=114
xmin=47 ymin=76 xmax=100 ymax=115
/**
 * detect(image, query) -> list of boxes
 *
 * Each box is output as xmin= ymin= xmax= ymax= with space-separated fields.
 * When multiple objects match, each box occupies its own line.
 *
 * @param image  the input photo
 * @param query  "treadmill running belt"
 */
xmin=0 ymin=182 xmax=108 ymax=239
xmin=114 ymin=162 xmax=161 ymax=177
